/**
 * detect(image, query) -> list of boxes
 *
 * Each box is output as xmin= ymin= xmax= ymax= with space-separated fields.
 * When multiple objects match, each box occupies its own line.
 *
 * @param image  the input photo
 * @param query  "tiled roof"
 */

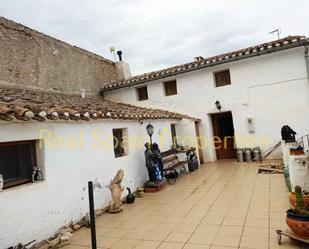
xmin=0 ymin=86 xmax=198 ymax=122
xmin=101 ymin=36 xmax=309 ymax=92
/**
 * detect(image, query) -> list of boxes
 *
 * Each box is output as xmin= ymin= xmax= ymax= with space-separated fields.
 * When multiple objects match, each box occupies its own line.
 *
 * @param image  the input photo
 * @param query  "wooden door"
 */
xmin=194 ymin=121 xmax=204 ymax=163
xmin=211 ymin=112 xmax=236 ymax=159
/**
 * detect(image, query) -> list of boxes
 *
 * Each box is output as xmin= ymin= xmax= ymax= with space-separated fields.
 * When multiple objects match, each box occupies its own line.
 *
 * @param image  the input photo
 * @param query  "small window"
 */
xmin=136 ymin=86 xmax=148 ymax=101
xmin=112 ymin=128 xmax=128 ymax=158
xmin=0 ymin=140 xmax=37 ymax=189
xmin=164 ymin=80 xmax=177 ymax=96
xmin=214 ymin=70 xmax=231 ymax=87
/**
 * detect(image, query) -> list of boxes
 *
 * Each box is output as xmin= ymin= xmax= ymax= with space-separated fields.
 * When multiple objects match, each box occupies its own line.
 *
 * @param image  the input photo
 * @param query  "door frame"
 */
xmin=210 ymin=111 xmax=236 ymax=160
xmin=194 ymin=121 xmax=204 ymax=164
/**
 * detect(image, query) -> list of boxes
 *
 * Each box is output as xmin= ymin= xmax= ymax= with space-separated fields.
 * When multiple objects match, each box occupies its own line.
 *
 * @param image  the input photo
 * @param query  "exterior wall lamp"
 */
xmin=146 ymin=123 xmax=154 ymax=145
xmin=215 ymin=100 xmax=222 ymax=111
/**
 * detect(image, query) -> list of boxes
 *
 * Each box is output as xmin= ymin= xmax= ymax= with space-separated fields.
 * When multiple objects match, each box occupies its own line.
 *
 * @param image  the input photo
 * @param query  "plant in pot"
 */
xmin=286 ymin=185 xmax=309 ymax=237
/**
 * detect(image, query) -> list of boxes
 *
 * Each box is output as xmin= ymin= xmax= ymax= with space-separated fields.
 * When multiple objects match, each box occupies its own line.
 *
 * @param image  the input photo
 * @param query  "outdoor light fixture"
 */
xmin=146 ymin=123 xmax=154 ymax=145
xmin=215 ymin=100 xmax=222 ymax=111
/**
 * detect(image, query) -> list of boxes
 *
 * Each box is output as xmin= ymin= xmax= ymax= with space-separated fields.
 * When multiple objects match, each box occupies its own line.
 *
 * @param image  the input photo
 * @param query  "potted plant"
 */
xmin=286 ymin=185 xmax=309 ymax=237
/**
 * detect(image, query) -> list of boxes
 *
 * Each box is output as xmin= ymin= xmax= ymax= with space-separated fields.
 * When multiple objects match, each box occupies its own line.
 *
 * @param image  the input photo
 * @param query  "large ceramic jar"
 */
xmin=286 ymin=209 xmax=309 ymax=237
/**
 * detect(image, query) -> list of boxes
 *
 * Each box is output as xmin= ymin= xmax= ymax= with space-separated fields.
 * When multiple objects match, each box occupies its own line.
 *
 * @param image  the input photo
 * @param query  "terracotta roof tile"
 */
xmin=101 ymin=36 xmax=309 ymax=92
xmin=0 ymin=86 xmax=198 ymax=122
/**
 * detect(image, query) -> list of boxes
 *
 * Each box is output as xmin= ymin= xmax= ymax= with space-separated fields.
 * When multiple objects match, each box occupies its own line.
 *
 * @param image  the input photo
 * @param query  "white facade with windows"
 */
xmin=0 ymin=119 xmax=197 ymax=248
xmin=105 ymin=47 xmax=309 ymax=161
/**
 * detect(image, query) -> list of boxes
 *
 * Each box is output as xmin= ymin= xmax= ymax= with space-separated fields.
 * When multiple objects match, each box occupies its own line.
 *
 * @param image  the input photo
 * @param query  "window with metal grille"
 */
xmin=214 ymin=70 xmax=231 ymax=87
xmin=136 ymin=86 xmax=148 ymax=101
xmin=112 ymin=129 xmax=128 ymax=158
xmin=0 ymin=140 xmax=37 ymax=189
xmin=164 ymin=80 xmax=177 ymax=96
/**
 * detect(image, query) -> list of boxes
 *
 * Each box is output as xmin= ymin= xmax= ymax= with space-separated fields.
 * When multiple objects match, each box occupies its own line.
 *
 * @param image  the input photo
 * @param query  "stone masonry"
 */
xmin=0 ymin=17 xmax=118 ymax=95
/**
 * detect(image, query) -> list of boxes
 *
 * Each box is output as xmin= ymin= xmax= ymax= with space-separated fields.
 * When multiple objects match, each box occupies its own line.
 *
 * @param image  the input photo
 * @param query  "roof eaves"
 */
xmin=101 ymin=37 xmax=309 ymax=93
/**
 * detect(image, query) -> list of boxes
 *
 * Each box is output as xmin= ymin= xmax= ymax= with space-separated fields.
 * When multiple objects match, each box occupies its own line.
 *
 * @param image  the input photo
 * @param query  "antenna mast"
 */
xmin=269 ymin=28 xmax=281 ymax=40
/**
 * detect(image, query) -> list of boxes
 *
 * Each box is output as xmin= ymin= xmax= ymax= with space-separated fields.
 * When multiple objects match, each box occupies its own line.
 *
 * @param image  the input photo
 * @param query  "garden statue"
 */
xmin=281 ymin=125 xmax=297 ymax=142
xmin=144 ymin=143 xmax=156 ymax=182
xmin=108 ymin=169 xmax=124 ymax=213
xmin=152 ymin=143 xmax=163 ymax=178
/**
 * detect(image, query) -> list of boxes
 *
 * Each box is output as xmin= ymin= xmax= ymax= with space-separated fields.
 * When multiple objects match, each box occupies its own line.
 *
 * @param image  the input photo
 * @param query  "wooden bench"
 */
xmin=161 ymin=149 xmax=187 ymax=173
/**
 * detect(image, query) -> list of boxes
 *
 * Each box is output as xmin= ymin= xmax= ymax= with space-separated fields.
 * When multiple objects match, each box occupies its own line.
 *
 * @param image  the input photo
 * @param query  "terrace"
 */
xmin=64 ymin=160 xmax=301 ymax=249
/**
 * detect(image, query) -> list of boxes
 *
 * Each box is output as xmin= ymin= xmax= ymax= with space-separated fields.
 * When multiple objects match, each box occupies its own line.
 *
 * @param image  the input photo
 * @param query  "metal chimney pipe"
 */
xmin=117 ymin=50 xmax=123 ymax=61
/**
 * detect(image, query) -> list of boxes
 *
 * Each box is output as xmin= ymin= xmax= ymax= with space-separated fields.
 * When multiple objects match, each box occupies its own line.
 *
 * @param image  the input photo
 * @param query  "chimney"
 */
xmin=194 ymin=56 xmax=204 ymax=62
xmin=115 ymin=50 xmax=132 ymax=80
xmin=117 ymin=50 xmax=123 ymax=61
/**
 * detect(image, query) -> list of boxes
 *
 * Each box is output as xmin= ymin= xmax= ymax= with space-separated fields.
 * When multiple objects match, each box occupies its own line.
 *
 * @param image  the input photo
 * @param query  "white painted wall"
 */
xmin=105 ymin=47 xmax=309 ymax=161
xmin=0 ymin=118 xmax=194 ymax=248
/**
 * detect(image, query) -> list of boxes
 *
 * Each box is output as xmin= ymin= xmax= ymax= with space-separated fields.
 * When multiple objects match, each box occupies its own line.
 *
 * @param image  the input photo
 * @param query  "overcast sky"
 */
xmin=0 ymin=0 xmax=308 ymax=75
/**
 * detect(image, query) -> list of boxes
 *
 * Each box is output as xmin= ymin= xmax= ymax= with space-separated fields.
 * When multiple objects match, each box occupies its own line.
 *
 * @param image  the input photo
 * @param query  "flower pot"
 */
xmin=289 ymin=192 xmax=309 ymax=209
xmin=286 ymin=209 xmax=309 ymax=237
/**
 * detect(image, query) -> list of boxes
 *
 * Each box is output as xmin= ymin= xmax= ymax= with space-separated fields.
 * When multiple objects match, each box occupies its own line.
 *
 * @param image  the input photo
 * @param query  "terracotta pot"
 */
xmin=286 ymin=209 xmax=309 ymax=237
xmin=289 ymin=192 xmax=309 ymax=209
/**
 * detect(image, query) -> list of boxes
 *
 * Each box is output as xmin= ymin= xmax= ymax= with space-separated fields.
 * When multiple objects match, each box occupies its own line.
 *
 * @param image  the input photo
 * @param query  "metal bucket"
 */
xmin=252 ymin=147 xmax=262 ymax=162
xmin=236 ymin=148 xmax=244 ymax=162
xmin=244 ymin=148 xmax=252 ymax=162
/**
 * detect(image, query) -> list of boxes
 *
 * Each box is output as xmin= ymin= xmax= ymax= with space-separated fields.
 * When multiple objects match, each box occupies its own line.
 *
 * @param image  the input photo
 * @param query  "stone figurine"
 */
xmin=144 ymin=143 xmax=156 ymax=182
xmin=108 ymin=169 xmax=124 ymax=213
xmin=152 ymin=143 xmax=163 ymax=179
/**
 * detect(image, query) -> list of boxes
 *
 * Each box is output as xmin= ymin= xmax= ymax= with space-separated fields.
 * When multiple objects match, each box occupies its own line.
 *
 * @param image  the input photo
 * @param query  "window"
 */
xmin=0 ymin=140 xmax=37 ymax=189
xmin=214 ymin=70 xmax=231 ymax=87
xmin=112 ymin=128 xmax=128 ymax=158
xmin=136 ymin=86 xmax=148 ymax=101
xmin=164 ymin=80 xmax=177 ymax=96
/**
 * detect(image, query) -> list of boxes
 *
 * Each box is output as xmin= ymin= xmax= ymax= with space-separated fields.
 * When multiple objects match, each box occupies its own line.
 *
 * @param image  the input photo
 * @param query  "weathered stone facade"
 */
xmin=0 ymin=17 xmax=118 ymax=95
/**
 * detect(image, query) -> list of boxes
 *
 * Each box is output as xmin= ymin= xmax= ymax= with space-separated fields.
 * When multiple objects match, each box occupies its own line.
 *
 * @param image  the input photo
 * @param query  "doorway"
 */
xmin=211 ymin=111 xmax=236 ymax=160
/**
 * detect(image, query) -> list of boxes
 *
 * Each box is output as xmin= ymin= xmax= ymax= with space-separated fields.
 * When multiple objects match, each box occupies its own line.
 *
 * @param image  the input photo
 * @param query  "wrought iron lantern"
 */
xmin=215 ymin=100 xmax=221 ymax=111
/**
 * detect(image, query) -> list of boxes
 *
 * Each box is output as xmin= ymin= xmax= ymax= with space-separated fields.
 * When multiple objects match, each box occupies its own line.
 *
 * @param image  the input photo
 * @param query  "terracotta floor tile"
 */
xmin=212 ymin=234 xmax=241 ymax=247
xmin=183 ymin=244 xmax=210 ymax=249
xmin=188 ymin=233 xmax=215 ymax=245
xmin=194 ymin=225 xmax=219 ymax=235
xmin=216 ymin=225 xmax=243 ymax=236
xmin=239 ymin=236 xmax=269 ymax=249
xmin=96 ymin=236 xmax=120 ymax=248
xmin=173 ymin=223 xmax=198 ymax=233
xmin=165 ymin=232 xmax=192 ymax=243
xmin=157 ymin=242 xmax=184 ymax=249
xmin=110 ymin=238 xmax=139 ymax=249
xmin=245 ymin=218 xmax=269 ymax=228
xmin=133 ymin=240 xmax=161 ymax=249
xmin=123 ymin=229 xmax=150 ymax=240
xmin=242 ymin=226 xmax=269 ymax=238
xmin=222 ymin=217 xmax=245 ymax=226
xmin=210 ymin=246 xmax=237 ymax=249
xmin=143 ymin=230 xmax=170 ymax=241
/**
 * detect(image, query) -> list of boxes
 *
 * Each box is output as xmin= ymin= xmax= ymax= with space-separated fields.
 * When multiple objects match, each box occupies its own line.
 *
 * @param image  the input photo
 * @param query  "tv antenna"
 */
xmin=109 ymin=46 xmax=116 ymax=61
xmin=269 ymin=28 xmax=281 ymax=40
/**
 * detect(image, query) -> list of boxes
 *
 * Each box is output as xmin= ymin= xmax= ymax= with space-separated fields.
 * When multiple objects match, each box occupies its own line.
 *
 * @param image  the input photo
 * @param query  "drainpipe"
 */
xmin=305 ymin=45 xmax=309 ymax=81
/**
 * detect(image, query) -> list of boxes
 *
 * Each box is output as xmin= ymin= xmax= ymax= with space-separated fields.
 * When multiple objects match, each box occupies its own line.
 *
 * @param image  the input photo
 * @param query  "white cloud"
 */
xmin=0 ymin=0 xmax=308 ymax=75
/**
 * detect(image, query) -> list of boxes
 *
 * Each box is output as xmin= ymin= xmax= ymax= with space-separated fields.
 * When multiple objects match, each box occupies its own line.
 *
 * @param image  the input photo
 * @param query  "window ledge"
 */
xmin=1 ymin=180 xmax=46 ymax=193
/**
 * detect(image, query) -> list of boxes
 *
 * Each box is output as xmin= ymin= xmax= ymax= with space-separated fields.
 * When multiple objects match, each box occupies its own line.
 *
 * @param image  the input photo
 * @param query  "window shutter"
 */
xmin=215 ymin=70 xmax=231 ymax=87
xmin=164 ymin=80 xmax=177 ymax=96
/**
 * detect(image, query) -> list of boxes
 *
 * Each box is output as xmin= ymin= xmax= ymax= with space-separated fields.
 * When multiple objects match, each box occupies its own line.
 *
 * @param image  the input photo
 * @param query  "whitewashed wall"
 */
xmin=106 ymin=47 xmax=309 ymax=161
xmin=0 ymin=119 xmax=192 ymax=248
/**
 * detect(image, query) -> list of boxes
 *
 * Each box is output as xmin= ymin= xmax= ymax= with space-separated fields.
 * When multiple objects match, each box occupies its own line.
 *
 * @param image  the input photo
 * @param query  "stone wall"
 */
xmin=0 ymin=17 xmax=118 ymax=95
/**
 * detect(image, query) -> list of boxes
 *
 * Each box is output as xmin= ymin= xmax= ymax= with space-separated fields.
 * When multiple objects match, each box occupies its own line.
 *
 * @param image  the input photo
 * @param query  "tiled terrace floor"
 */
xmin=67 ymin=160 xmax=305 ymax=249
